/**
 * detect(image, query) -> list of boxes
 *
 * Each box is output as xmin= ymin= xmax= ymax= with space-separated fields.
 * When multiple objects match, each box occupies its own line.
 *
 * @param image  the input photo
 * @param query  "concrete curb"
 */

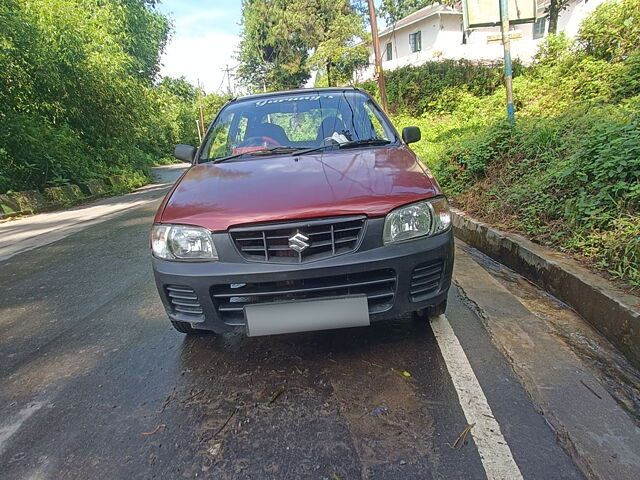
xmin=451 ymin=208 xmax=640 ymax=369
xmin=0 ymin=174 xmax=146 ymax=220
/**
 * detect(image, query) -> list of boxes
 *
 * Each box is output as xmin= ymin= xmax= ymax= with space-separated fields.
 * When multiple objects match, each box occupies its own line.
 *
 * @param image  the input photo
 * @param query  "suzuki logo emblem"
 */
xmin=288 ymin=232 xmax=310 ymax=253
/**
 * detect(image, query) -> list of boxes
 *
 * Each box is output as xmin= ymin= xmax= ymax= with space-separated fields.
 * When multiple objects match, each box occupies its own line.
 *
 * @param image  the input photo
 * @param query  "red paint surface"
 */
xmin=155 ymin=146 xmax=442 ymax=231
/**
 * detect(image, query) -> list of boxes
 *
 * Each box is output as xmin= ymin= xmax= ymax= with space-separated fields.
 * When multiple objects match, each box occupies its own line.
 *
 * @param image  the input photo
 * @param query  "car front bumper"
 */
xmin=152 ymin=218 xmax=454 ymax=334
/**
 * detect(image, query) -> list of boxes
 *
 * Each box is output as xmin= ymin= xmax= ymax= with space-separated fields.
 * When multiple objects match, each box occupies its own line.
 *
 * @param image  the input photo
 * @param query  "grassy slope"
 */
xmin=391 ymin=34 xmax=640 ymax=288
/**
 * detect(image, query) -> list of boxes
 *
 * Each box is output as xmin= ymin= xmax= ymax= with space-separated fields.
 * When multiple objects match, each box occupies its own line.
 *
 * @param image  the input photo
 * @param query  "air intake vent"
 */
xmin=230 ymin=216 xmax=365 ymax=264
xmin=165 ymin=285 xmax=203 ymax=316
xmin=211 ymin=269 xmax=396 ymax=325
xmin=410 ymin=261 xmax=442 ymax=302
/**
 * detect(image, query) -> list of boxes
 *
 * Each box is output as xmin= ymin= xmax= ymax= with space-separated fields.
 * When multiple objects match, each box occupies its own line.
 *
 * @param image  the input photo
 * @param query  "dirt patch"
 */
xmin=327 ymin=356 xmax=434 ymax=470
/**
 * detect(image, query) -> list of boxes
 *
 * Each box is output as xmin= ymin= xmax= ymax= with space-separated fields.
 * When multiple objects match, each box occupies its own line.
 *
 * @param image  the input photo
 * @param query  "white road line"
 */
xmin=431 ymin=314 xmax=524 ymax=480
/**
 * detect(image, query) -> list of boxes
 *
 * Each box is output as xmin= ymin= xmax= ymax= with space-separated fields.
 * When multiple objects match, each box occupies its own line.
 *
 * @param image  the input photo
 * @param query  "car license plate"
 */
xmin=244 ymin=295 xmax=370 ymax=337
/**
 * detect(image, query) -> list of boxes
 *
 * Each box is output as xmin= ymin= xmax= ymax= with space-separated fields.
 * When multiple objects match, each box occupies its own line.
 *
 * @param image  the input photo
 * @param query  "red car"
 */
xmin=151 ymin=88 xmax=453 ymax=336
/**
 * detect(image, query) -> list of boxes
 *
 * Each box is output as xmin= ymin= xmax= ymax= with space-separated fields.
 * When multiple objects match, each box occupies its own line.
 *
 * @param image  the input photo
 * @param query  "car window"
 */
xmin=268 ymin=109 xmax=340 ymax=142
xmin=200 ymin=110 xmax=234 ymax=160
xmin=198 ymin=91 xmax=397 ymax=161
xmin=364 ymin=102 xmax=388 ymax=139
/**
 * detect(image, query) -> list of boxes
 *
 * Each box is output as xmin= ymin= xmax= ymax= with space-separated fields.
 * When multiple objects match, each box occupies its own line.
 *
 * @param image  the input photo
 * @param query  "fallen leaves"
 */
xmin=141 ymin=424 xmax=166 ymax=436
xmin=447 ymin=423 xmax=475 ymax=449
xmin=267 ymin=387 xmax=285 ymax=406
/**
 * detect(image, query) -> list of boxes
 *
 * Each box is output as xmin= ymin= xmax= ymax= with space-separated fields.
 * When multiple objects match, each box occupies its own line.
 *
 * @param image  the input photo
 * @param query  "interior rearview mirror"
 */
xmin=174 ymin=144 xmax=197 ymax=163
xmin=402 ymin=126 xmax=421 ymax=144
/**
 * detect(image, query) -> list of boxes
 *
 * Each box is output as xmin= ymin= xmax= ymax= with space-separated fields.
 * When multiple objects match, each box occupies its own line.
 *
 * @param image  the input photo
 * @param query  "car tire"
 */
xmin=413 ymin=299 xmax=447 ymax=321
xmin=170 ymin=320 xmax=213 ymax=335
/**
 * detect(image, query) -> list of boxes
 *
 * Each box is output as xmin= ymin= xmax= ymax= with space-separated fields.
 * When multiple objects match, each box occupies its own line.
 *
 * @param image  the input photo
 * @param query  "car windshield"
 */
xmin=198 ymin=90 xmax=397 ymax=162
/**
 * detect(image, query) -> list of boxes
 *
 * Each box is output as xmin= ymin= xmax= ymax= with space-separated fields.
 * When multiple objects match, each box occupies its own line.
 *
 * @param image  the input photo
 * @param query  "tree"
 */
xmin=0 ymin=0 xmax=172 ymax=192
xmin=308 ymin=0 xmax=369 ymax=87
xmin=236 ymin=0 xmax=369 ymax=91
xmin=236 ymin=0 xmax=313 ymax=91
xmin=547 ymin=0 xmax=572 ymax=35
xmin=379 ymin=0 xmax=433 ymax=24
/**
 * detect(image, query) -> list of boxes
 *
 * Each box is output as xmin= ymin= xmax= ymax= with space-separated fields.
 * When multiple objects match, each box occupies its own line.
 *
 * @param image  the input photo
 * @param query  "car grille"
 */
xmin=230 ymin=216 xmax=366 ymax=264
xmin=211 ymin=269 xmax=396 ymax=325
xmin=409 ymin=261 xmax=443 ymax=302
xmin=165 ymin=285 xmax=204 ymax=316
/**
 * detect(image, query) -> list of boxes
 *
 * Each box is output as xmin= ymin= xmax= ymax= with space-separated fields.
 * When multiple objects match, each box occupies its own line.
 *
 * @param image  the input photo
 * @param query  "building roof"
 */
xmin=378 ymin=4 xmax=462 ymax=37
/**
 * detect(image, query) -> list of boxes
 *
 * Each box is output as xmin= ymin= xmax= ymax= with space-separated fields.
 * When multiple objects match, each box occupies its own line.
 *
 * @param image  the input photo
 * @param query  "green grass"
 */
xmin=384 ymin=14 xmax=640 ymax=288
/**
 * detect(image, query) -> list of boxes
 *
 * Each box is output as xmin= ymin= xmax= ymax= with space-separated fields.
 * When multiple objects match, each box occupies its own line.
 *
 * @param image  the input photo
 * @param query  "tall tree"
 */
xmin=236 ymin=0 xmax=313 ymax=91
xmin=547 ymin=0 xmax=571 ymax=34
xmin=309 ymin=0 xmax=369 ymax=87
xmin=237 ymin=0 xmax=368 ymax=91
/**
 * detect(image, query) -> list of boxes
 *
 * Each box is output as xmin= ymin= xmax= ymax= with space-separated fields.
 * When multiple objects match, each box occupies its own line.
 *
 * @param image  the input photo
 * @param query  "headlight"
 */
xmin=383 ymin=197 xmax=451 ymax=244
xmin=151 ymin=224 xmax=218 ymax=261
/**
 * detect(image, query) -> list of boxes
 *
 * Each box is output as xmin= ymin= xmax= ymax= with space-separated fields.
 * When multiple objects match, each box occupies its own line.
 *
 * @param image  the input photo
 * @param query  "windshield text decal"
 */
xmin=255 ymin=95 xmax=334 ymax=107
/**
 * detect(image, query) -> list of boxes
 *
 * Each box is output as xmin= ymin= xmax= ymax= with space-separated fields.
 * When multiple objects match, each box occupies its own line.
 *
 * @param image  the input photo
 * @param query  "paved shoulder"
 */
xmin=0 ymin=165 xmax=186 ymax=261
xmin=453 ymin=243 xmax=640 ymax=480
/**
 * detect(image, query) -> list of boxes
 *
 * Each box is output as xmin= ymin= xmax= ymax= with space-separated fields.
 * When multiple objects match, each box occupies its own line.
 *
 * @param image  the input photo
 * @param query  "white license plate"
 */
xmin=244 ymin=295 xmax=370 ymax=337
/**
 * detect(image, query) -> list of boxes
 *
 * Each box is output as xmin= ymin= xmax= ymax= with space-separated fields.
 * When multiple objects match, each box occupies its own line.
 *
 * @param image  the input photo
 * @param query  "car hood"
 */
xmin=156 ymin=146 xmax=442 ymax=231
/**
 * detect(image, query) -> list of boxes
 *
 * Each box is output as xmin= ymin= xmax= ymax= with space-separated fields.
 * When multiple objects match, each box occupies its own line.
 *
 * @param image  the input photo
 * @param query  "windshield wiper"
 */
xmin=200 ymin=147 xmax=292 ymax=164
xmin=199 ymin=152 xmax=245 ymax=164
xmin=242 ymin=146 xmax=300 ymax=156
xmin=338 ymin=138 xmax=391 ymax=149
xmin=201 ymin=145 xmax=329 ymax=164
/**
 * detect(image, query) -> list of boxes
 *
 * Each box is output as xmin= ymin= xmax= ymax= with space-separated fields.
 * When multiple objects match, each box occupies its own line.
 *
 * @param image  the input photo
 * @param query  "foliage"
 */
xmin=360 ymin=59 xmax=521 ymax=116
xmin=237 ymin=0 xmax=368 ymax=91
xmin=308 ymin=0 xmax=369 ymax=87
xmin=578 ymin=0 xmax=640 ymax=62
xmin=378 ymin=0 xmax=445 ymax=24
xmin=142 ymin=77 xmax=200 ymax=160
xmin=236 ymin=0 xmax=312 ymax=91
xmin=385 ymin=0 xmax=640 ymax=287
xmin=532 ymin=33 xmax=573 ymax=67
xmin=0 ymin=0 xmax=187 ymax=193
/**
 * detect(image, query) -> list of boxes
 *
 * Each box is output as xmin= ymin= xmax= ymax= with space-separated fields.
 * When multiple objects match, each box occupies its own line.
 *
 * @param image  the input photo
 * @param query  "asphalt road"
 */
xmin=1 ymin=166 xmax=638 ymax=479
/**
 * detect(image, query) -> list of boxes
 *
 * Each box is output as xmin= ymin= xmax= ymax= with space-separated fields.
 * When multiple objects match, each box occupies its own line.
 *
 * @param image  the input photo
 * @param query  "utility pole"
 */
xmin=499 ymin=0 xmax=515 ymax=123
xmin=197 ymin=79 xmax=206 ymax=138
xmin=225 ymin=65 xmax=232 ymax=95
xmin=367 ymin=0 xmax=388 ymax=112
xmin=195 ymin=119 xmax=202 ymax=143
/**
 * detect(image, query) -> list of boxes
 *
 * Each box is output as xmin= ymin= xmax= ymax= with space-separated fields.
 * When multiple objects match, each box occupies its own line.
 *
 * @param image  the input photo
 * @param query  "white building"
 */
xmin=355 ymin=0 xmax=611 ymax=82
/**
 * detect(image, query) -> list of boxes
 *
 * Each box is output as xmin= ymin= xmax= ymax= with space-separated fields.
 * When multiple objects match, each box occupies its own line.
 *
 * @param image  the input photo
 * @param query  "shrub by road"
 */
xmin=376 ymin=0 xmax=640 ymax=288
xmin=0 ymin=0 xmax=228 ymax=197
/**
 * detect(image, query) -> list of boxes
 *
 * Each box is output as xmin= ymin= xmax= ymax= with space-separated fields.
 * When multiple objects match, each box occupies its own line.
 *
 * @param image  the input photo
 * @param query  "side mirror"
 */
xmin=402 ymin=126 xmax=421 ymax=144
xmin=174 ymin=144 xmax=197 ymax=163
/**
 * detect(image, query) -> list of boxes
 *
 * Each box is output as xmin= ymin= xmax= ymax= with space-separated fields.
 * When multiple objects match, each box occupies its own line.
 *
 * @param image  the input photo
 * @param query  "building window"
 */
xmin=385 ymin=42 xmax=392 ymax=61
xmin=533 ymin=17 xmax=546 ymax=39
xmin=409 ymin=31 xmax=422 ymax=53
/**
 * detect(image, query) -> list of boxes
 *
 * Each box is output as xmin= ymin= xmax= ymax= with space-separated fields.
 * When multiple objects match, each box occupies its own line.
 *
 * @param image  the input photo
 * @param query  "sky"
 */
xmin=156 ymin=1 xmax=243 ymax=94
xmin=156 ymin=0 xmax=383 ymax=94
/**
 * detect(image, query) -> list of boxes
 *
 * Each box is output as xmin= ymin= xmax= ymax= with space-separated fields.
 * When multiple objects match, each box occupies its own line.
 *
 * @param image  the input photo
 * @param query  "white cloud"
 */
xmin=159 ymin=31 xmax=241 ymax=94
xmin=173 ymin=9 xmax=229 ymax=32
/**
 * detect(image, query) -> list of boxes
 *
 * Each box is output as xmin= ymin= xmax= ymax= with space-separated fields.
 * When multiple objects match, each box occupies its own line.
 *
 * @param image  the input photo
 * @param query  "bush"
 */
xmin=571 ymin=217 xmax=640 ymax=288
xmin=387 ymin=0 xmax=640 ymax=287
xmin=578 ymin=0 xmax=640 ymax=62
xmin=360 ymin=59 xmax=520 ymax=116
xmin=0 ymin=0 xmax=200 ymax=195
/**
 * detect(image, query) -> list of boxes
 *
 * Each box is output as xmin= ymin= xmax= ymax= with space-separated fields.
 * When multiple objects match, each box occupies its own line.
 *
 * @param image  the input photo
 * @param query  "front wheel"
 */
xmin=170 ymin=320 xmax=214 ymax=335
xmin=413 ymin=299 xmax=447 ymax=321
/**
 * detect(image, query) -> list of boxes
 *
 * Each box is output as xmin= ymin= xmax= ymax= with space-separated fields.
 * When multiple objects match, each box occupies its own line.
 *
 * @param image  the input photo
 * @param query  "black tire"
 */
xmin=429 ymin=299 xmax=448 ymax=318
xmin=170 ymin=320 xmax=214 ymax=335
xmin=413 ymin=299 xmax=448 ymax=321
